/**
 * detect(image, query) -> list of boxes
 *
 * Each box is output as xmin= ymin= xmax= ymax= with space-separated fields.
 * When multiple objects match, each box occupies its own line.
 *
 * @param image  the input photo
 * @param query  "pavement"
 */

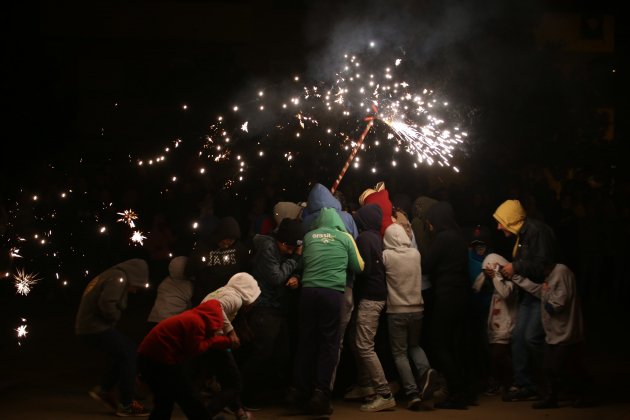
xmin=1 ymin=289 xmax=630 ymax=419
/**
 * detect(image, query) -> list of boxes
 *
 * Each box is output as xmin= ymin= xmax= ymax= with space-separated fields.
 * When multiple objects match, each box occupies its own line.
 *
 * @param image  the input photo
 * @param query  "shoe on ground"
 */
xmin=88 ymin=386 xmax=117 ymax=411
xmin=407 ymin=395 xmax=423 ymax=411
xmin=501 ymin=386 xmax=541 ymax=402
xmin=306 ymin=389 xmax=333 ymax=416
xmin=420 ymin=368 xmax=439 ymax=401
xmin=285 ymin=386 xmax=308 ymax=409
xmin=532 ymin=398 xmax=559 ymax=409
xmin=434 ymin=398 xmax=468 ymax=410
xmin=344 ymin=385 xmax=375 ymax=400
xmin=360 ymin=394 xmax=396 ymax=412
xmin=233 ymin=408 xmax=251 ymax=420
xmin=115 ymin=400 xmax=150 ymax=417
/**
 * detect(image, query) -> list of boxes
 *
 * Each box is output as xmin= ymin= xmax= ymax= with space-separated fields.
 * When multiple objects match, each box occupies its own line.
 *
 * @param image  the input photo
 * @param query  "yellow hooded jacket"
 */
xmin=493 ymin=200 xmax=526 ymax=257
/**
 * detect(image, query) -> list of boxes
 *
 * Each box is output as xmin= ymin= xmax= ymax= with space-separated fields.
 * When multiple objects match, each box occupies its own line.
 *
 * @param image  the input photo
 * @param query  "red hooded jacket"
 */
xmin=364 ymin=189 xmax=393 ymax=236
xmin=138 ymin=299 xmax=230 ymax=364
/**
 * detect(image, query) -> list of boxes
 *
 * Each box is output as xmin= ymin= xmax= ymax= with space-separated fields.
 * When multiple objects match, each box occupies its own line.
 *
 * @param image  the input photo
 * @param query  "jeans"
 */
xmin=511 ymin=293 xmax=545 ymax=390
xmin=330 ymin=286 xmax=355 ymax=389
xmin=388 ymin=312 xmax=430 ymax=396
xmin=80 ymin=328 xmax=137 ymax=405
xmin=354 ymin=299 xmax=390 ymax=395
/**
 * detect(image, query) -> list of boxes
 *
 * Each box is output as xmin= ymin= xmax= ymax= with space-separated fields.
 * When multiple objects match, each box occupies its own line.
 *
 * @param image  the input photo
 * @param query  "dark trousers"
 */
xmin=241 ymin=306 xmax=291 ymax=404
xmin=490 ymin=343 xmax=513 ymax=392
xmin=80 ymin=328 xmax=137 ymax=405
xmin=204 ymin=349 xmax=243 ymax=415
xmin=137 ymin=355 xmax=211 ymax=420
xmin=543 ymin=342 xmax=589 ymax=401
xmin=293 ymin=287 xmax=343 ymax=397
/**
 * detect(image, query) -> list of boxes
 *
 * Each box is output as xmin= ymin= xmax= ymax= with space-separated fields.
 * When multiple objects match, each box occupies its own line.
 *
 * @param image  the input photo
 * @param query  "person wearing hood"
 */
xmin=75 ymin=258 xmax=151 ymax=417
xmin=186 ymin=216 xmax=251 ymax=306
xmin=474 ymin=253 xmax=518 ymax=399
xmin=241 ymin=218 xmax=305 ymax=408
xmin=272 ymin=201 xmax=304 ymax=226
xmin=492 ymin=199 xmax=556 ymax=402
xmin=301 ymin=183 xmax=358 ymax=239
xmin=422 ymin=201 xmax=474 ymax=409
xmin=358 ymin=181 xmax=394 ymax=237
xmin=383 ymin=223 xmax=437 ymax=410
xmin=348 ymin=203 xmax=397 ymax=412
xmin=146 ymin=256 xmax=193 ymax=329
xmin=200 ymin=272 xmax=261 ymax=419
xmin=301 ymin=182 xmax=359 ymax=398
xmin=288 ymin=207 xmax=364 ymax=417
xmin=137 ymin=299 xmax=235 ymax=419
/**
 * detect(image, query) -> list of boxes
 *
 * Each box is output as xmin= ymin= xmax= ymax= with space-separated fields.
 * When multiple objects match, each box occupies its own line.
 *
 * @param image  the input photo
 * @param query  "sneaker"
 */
xmin=360 ymin=394 xmax=396 ymax=412
xmin=285 ymin=386 xmax=308 ymax=410
xmin=88 ymin=386 xmax=117 ymax=411
xmin=344 ymin=385 xmax=375 ymax=400
xmin=502 ymin=386 xmax=541 ymax=402
xmin=532 ymin=398 xmax=559 ymax=409
xmin=420 ymin=369 xmax=439 ymax=401
xmin=115 ymin=401 xmax=150 ymax=417
xmin=407 ymin=395 xmax=423 ymax=411
xmin=233 ymin=408 xmax=251 ymax=420
xmin=306 ymin=389 xmax=333 ymax=416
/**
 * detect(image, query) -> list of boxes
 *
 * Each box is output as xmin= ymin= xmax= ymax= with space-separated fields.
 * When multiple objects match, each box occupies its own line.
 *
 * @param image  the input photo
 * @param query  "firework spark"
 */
xmin=16 ymin=320 xmax=28 ymax=345
xmin=131 ymin=231 xmax=146 ymax=246
xmin=117 ymin=209 xmax=138 ymax=228
xmin=14 ymin=268 xmax=40 ymax=296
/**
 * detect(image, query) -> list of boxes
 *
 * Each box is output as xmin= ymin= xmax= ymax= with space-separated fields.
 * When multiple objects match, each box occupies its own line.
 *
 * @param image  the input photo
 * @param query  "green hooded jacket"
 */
xmin=301 ymin=208 xmax=364 ymax=291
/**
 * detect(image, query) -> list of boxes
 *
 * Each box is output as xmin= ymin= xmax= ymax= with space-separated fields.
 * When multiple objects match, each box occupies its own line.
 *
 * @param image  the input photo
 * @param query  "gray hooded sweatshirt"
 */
xmin=383 ymin=223 xmax=423 ymax=314
xmin=75 ymin=259 xmax=149 ymax=335
xmin=147 ymin=256 xmax=193 ymax=323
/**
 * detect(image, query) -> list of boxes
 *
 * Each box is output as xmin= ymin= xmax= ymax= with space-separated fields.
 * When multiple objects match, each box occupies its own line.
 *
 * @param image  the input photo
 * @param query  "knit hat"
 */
xmin=276 ymin=218 xmax=305 ymax=247
xmin=215 ymin=216 xmax=241 ymax=240
xmin=493 ymin=200 xmax=526 ymax=235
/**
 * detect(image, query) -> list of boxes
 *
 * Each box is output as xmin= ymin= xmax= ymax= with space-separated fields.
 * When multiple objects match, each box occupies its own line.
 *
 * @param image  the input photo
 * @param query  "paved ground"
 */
xmin=2 ymin=290 xmax=629 ymax=419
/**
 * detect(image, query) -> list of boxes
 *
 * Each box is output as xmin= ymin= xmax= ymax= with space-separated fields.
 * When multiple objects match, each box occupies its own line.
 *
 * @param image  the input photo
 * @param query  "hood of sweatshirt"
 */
xmin=114 ymin=259 xmax=149 ymax=288
xmin=353 ymin=203 xmax=382 ymax=233
xmin=273 ymin=202 xmax=303 ymax=225
xmin=383 ymin=223 xmax=411 ymax=250
xmin=193 ymin=299 xmax=224 ymax=331
xmin=168 ymin=256 xmax=189 ymax=282
xmin=225 ymin=272 xmax=261 ymax=305
xmin=493 ymin=200 xmax=526 ymax=235
xmin=312 ymin=207 xmax=347 ymax=232
xmin=412 ymin=196 xmax=438 ymax=219
xmin=305 ymin=183 xmax=342 ymax=213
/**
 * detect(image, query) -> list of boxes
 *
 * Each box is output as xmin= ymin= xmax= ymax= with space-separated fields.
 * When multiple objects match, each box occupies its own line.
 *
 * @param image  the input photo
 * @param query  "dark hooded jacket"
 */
xmin=251 ymin=233 xmax=301 ymax=311
xmin=422 ymin=202 xmax=469 ymax=297
xmin=138 ymin=299 xmax=231 ymax=365
xmin=186 ymin=216 xmax=251 ymax=305
xmin=514 ymin=219 xmax=557 ymax=284
xmin=353 ymin=204 xmax=387 ymax=301
xmin=302 ymin=183 xmax=358 ymax=239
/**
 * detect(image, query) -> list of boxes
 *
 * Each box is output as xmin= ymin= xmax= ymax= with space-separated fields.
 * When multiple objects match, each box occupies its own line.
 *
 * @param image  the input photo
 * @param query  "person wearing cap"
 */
xmin=186 ymin=216 xmax=251 ymax=306
xmin=240 ymin=218 xmax=305 ymax=408
xmin=75 ymin=258 xmax=151 ymax=417
xmin=491 ymin=199 xmax=556 ymax=402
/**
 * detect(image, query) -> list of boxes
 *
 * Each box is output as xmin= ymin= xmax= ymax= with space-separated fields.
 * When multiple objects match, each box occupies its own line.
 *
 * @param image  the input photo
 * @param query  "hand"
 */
xmin=227 ymin=330 xmax=240 ymax=349
xmin=295 ymin=245 xmax=303 ymax=256
xmin=285 ymin=276 xmax=299 ymax=289
xmin=501 ymin=263 xmax=514 ymax=279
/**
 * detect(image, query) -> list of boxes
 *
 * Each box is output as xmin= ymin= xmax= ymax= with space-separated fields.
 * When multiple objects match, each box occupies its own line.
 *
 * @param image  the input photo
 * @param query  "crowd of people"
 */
xmin=73 ymin=176 xmax=604 ymax=418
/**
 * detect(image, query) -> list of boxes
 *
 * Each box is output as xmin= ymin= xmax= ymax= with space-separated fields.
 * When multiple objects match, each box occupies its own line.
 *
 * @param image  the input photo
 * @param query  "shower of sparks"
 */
xmin=131 ymin=231 xmax=146 ymax=246
xmin=14 ymin=268 xmax=41 ymax=296
xmin=186 ymin=43 xmax=467 ymax=187
xmin=16 ymin=320 xmax=28 ymax=344
xmin=117 ymin=209 xmax=138 ymax=228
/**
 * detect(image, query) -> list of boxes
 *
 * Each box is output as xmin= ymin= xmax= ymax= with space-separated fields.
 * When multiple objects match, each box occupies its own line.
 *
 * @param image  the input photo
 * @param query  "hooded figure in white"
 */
xmin=147 ymin=256 xmax=193 ymax=324
xmin=474 ymin=253 xmax=518 ymax=344
xmin=202 ymin=272 xmax=261 ymax=335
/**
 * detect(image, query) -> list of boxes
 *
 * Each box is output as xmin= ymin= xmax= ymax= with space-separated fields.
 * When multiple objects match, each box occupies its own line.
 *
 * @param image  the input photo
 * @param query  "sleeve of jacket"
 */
xmin=354 ymin=234 xmax=371 ymax=276
xmin=188 ymin=320 xmax=231 ymax=355
xmin=512 ymin=274 xmax=542 ymax=297
xmin=543 ymin=273 xmax=571 ymax=314
xmin=258 ymin=242 xmax=299 ymax=286
xmin=421 ymin=233 xmax=445 ymax=278
xmin=345 ymin=233 xmax=365 ymax=274
xmin=97 ymin=272 xmax=126 ymax=322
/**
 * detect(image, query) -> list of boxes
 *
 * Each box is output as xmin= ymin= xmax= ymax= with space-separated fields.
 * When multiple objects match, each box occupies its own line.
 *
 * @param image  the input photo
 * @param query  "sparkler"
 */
xmin=117 ymin=209 xmax=138 ymax=228
xmin=16 ymin=319 xmax=28 ymax=345
xmin=13 ymin=268 xmax=40 ymax=296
